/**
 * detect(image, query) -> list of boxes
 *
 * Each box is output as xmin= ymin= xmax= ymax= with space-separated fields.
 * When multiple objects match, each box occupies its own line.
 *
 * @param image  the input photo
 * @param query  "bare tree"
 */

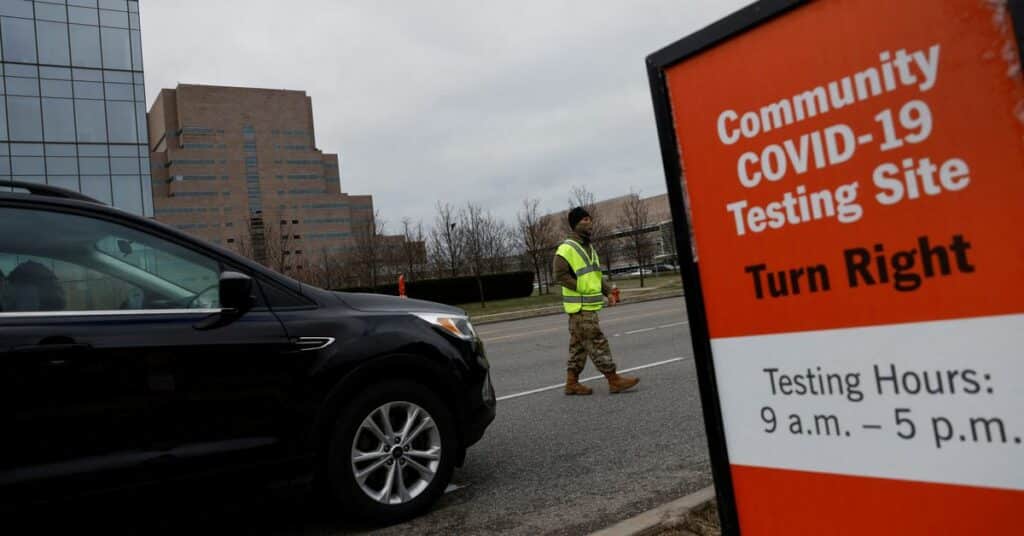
xmin=264 ymin=218 xmax=295 ymax=276
xmin=460 ymin=203 xmax=490 ymax=308
xmin=517 ymin=198 xmax=555 ymax=295
xmin=459 ymin=203 xmax=512 ymax=308
xmin=483 ymin=218 xmax=513 ymax=275
xmin=429 ymin=202 xmax=464 ymax=278
xmin=308 ymin=247 xmax=354 ymax=290
xmin=621 ymin=190 xmax=656 ymax=288
xmin=400 ymin=217 xmax=427 ymax=281
xmin=236 ymin=213 xmax=294 ymax=276
xmin=352 ymin=209 xmax=386 ymax=287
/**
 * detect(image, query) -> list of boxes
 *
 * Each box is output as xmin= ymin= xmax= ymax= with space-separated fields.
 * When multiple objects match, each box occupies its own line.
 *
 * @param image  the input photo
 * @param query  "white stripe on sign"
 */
xmin=713 ymin=313 xmax=1024 ymax=492
xmin=495 ymin=357 xmax=687 ymax=401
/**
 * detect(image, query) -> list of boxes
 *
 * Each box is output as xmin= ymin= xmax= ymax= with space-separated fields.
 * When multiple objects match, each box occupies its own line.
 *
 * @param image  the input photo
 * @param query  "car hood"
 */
xmin=333 ymin=291 xmax=465 ymax=315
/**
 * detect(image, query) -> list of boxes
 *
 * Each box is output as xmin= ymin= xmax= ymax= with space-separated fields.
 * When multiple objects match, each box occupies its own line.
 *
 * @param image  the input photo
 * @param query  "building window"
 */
xmin=37 ymin=20 xmax=72 ymax=65
xmin=100 ymin=27 xmax=131 ymax=69
xmin=2 ymin=17 xmax=37 ymax=63
xmin=8 ymin=96 xmax=43 ymax=141
xmin=42 ymin=98 xmax=77 ymax=142
xmin=69 ymin=23 xmax=102 ymax=68
xmin=69 ymin=7 xmax=99 ymax=26
xmin=74 ymin=99 xmax=107 ymax=142
xmin=227 ymin=238 xmax=235 ymax=244
xmin=106 ymin=100 xmax=137 ymax=142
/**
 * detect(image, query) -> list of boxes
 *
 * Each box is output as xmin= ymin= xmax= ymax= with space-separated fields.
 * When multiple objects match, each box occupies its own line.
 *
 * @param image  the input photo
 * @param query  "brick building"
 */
xmin=147 ymin=84 xmax=374 ymax=278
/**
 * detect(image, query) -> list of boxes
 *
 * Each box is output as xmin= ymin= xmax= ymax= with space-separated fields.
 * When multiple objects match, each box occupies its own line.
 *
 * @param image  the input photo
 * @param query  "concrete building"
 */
xmin=147 ymin=84 xmax=374 ymax=277
xmin=0 ymin=0 xmax=152 ymax=216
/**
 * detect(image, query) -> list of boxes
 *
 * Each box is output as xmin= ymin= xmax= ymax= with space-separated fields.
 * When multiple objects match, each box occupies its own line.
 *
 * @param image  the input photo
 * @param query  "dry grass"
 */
xmin=655 ymin=501 xmax=721 ymax=536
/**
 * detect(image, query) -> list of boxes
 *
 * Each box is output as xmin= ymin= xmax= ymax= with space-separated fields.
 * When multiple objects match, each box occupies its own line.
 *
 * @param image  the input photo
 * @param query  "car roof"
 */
xmin=0 ymin=180 xmax=102 ymax=203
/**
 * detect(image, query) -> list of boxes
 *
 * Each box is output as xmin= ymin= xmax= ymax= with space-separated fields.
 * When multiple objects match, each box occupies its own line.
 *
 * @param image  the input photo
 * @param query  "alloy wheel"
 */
xmin=350 ymin=401 xmax=442 ymax=505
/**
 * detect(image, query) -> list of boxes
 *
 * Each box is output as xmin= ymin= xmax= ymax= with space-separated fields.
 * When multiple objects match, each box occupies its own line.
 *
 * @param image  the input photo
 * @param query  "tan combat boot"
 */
xmin=604 ymin=370 xmax=639 ymax=394
xmin=565 ymin=370 xmax=593 ymax=395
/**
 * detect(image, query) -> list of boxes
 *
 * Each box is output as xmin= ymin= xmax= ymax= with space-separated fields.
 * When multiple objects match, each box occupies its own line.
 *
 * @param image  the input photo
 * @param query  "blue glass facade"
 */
xmin=0 ymin=0 xmax=151 ymax=216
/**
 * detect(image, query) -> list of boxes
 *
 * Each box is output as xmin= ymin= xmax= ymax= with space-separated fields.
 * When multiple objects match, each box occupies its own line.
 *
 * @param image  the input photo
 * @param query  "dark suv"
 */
xmin=0 ymin=181 xmax=495 ymax=522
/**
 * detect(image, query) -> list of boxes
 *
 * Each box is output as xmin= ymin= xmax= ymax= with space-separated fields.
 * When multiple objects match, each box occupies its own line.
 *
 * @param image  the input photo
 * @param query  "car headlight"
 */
xmin=410 ymin=312 xmax=478 ymax=341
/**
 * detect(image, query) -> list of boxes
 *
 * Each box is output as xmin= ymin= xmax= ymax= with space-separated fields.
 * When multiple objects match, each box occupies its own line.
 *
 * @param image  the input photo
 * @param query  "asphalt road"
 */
xmin=370 ymin=296 xmax=713 ymax=535
xmin=25 ymin=297 xmax=712 ymax=535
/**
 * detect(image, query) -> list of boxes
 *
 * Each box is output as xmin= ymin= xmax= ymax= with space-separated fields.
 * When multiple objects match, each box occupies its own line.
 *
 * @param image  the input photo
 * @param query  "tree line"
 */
xmin=237 ymin=185 xmax=676 ymax=305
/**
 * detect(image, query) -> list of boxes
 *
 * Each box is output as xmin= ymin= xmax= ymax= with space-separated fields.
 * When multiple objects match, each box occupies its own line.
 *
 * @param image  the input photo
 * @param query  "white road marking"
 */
xmin=495 ymin=357 xmax=687 ymax=402
xmin=478 ymin=307 xmax=683 ymax=342
xmin=609 ymin=320 xmax=688 ymax=338
xmin=445 ymin=483 xmax=469 ymax=494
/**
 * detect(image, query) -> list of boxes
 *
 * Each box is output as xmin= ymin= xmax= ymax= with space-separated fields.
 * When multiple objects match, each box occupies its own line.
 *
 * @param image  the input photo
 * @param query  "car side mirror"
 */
xmin=219 ymin=271 xmax=254 ymax=312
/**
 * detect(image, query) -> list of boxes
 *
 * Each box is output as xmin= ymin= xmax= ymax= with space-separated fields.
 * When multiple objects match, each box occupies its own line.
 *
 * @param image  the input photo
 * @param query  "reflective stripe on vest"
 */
xmin=561 ymin=239 xmax=599 ymax=276
xmin=563 ymin=295 xmax=605 ymax=304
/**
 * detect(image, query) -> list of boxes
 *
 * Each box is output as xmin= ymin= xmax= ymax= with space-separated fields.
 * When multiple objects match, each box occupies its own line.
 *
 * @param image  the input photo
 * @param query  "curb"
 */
xmin=588 ymin=485 xmax=717 ymax=536
xmin=470 ymin=289 xmax=684 ymax=325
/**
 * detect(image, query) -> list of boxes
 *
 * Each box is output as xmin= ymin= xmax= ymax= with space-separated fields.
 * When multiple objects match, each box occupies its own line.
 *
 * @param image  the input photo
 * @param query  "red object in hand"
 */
xmin=398 ymin=274 xmax=407 ymax=298
xmin=611 ymin=287 xmax=621 ymax=305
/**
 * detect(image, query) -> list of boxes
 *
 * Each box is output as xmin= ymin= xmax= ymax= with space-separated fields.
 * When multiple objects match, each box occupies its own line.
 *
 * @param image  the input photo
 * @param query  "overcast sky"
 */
xmin=139 ymin=1 xmax=751 ymax=233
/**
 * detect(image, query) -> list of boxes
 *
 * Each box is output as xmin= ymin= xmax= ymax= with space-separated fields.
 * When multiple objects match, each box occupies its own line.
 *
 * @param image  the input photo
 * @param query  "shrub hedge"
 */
xmin=338 ymin=271 xmax=535 ymax=305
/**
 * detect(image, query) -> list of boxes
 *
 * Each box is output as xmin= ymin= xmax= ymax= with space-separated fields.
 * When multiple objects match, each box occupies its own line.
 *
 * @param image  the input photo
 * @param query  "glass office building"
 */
xmin=0 ymin=0 xmax=151 ymax=216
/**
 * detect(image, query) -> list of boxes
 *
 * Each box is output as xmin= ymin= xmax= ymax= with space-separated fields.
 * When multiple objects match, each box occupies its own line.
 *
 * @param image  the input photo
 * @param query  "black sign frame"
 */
xmin=645 ymin=0 xmax=1024 ymax=534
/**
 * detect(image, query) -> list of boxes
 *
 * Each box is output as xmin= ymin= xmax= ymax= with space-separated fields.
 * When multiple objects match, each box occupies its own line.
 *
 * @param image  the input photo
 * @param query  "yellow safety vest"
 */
xmin=556 ymin=239 xmax=603 ymax=314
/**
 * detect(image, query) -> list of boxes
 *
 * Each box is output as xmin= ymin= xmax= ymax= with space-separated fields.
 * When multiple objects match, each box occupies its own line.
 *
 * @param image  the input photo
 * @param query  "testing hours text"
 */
xmin=757 ymin=363 xmax=1022 ymax=451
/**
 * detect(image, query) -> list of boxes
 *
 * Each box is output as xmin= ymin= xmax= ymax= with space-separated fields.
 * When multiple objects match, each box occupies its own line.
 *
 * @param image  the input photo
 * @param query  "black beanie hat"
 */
xmin=568 ymin=206 xmax=590 ymax=230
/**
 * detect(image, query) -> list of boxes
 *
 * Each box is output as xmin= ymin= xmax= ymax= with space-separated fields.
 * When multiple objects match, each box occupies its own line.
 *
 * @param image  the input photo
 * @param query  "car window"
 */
xmin=0 ymin=206 xmax=220 ymax=313
xmin=93 ymin=235 xmax=215 ymax=294
xmin=0 ymin=254 xmax=142 ymax=312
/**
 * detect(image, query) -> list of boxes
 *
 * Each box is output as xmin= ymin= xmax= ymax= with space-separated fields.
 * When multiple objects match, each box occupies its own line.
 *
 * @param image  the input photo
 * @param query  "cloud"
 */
xmin=140 ymin=0 xmax=752 ymax=232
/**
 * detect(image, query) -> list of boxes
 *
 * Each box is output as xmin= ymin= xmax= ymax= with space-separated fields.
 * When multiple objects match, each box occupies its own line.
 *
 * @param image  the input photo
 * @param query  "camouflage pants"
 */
xmin=567 ymin=310 xmax=616 ymax=375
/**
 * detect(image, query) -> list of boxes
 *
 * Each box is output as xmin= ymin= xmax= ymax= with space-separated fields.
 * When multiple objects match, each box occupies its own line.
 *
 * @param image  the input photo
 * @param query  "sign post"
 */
xmin=648 ymin=1 xmax=1024 ymax=533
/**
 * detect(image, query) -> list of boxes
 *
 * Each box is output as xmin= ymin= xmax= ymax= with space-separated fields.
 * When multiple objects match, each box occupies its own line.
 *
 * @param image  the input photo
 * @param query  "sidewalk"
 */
xmin=470 ymin=287 xmax=683 ymax=325
xmin=588 ymin=486 xmax=717 ymax=536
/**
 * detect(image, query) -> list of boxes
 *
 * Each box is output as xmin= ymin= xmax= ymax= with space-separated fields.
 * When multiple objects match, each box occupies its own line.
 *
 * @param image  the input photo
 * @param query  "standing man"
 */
xmin=554 ymin=207 xmax=639 ymax=395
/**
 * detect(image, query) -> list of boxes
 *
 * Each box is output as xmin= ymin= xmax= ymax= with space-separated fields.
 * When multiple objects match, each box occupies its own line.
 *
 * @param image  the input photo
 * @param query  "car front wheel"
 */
xmin=327 ymin=380 xmax=456 ymax=522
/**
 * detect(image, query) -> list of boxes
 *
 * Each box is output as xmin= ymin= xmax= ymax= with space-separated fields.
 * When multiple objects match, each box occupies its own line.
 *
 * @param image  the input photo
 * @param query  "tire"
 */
xmin=325 ymin=380 xmax=457 ymax=523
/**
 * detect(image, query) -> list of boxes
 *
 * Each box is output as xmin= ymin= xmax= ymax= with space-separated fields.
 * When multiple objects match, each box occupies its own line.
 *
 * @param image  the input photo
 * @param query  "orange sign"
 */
xmin=649 ymin=0 xmax=1024 ymax=533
